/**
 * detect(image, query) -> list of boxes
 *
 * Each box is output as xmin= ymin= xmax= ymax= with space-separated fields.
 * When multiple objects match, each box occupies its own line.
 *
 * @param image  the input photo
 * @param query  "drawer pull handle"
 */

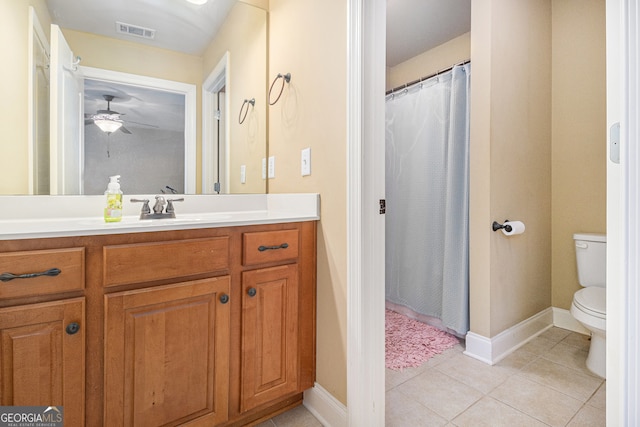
xmin=66 ymin=322 xmax=80 ymax=335
xmin=219 ymin=294 xmax=230 ymax=304
xmin=247 ymin=287 xmax=257 ymax=297
xmin=258 ymin=243 xmax=289 ymax=252
xmin=0 ymin=268 xmax=62 ymax=282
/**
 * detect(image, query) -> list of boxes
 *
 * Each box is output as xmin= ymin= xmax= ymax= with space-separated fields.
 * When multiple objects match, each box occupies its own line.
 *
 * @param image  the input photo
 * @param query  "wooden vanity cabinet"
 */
xmin=241 ymin=264 xmax=299 ymax=413
xmin=0 ymin=221 xmax=316 ymax=427
xmin=0 ymin=248 xmax=86 ymax=427
xmin=104 ymin=277 xmax=231 ymax=426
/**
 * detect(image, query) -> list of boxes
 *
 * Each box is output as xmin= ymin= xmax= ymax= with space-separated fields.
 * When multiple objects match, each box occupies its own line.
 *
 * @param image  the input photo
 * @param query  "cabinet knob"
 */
xmin=219 ymin=294 xmax=229 ymax=304
xmin=247 ymin=287 xmax=257 ymax=297
xmin=66 ymin=322 xmax=80 ymax=335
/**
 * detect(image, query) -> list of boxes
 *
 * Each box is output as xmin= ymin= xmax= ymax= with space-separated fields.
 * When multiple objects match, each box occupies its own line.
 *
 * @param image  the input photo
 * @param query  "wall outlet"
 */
xmin=301 ymin=148 xmax=311 ymax=176
xmin=268 ymin=156 xmax=275 ymax=179
xmin=240 ymin=165 xmax=246 ymax=184
xmin=262 ymin=158 xmax=267 ymax=179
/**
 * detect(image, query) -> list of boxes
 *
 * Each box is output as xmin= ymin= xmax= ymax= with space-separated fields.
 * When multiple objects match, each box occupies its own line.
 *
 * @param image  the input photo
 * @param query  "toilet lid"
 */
xmin=574 ymin=287 xmax=606 ymax=318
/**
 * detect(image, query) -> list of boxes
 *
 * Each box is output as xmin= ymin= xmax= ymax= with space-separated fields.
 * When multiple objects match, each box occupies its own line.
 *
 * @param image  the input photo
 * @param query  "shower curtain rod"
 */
xmin=385 ymin=59 xmax=470 ymax=96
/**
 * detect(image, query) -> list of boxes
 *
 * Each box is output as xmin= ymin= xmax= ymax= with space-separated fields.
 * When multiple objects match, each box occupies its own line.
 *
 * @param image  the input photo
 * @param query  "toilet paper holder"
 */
xmin=492 ymin=220 xmax=513 ymax=232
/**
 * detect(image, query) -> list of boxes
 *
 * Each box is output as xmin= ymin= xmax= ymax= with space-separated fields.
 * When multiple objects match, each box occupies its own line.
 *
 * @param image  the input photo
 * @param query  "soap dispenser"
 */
xmin=104 ymin=175 xmax=123 ymax=223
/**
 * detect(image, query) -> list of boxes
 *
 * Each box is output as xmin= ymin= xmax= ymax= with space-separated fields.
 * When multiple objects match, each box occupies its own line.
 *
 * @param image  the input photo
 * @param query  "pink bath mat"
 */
xmin=385 ymin=309 xmax=459 ymax=371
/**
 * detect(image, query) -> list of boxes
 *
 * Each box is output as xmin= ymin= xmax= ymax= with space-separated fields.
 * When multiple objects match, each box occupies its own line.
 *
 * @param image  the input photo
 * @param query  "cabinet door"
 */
xmin=104 ymin=277 xmax=230 ymax=427
xmin=0 ymin=298 xmax=85 ymax=426
xmin=241 ymin=265 xmax=298 ymax=412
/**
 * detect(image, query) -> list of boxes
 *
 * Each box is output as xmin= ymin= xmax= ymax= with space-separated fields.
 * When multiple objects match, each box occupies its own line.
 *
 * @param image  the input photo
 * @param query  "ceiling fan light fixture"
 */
xmin=185 ymin=0 xmax=208 ymax=5
xmin=94 ymin=118 xmax=123 ymax=134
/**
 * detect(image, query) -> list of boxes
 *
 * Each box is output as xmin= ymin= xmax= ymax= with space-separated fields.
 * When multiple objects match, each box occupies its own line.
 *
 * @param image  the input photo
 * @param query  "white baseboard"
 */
xmin=303 ymin=382 xmax=347 ymax=427
xmin=464 ymin=307 xmax=554 ymax=365
xmin=552 ymin=307 xmax=590 ymax=335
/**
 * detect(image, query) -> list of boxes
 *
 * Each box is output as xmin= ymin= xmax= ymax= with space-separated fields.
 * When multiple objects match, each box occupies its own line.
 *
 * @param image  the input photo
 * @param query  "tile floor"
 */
xmin=260 ymin=327 xmax=605 ymax=427
xmin=385 ymin=327 xmax=605 ymax=427
xmin=257 ymin=404 xmax=323 ymax=427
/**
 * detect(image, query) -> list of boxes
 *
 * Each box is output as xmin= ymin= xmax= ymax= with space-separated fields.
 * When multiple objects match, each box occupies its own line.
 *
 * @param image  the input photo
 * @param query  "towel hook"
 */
xmin=269 ymin=72 xmax=291 ymax=105
xmin=238 ymin=98 xmax=255 ymax=124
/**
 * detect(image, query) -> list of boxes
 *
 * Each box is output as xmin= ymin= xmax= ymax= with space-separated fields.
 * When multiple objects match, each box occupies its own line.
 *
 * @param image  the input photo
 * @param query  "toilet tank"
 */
xmin=574 ymin=233 xmax=606 ymax=287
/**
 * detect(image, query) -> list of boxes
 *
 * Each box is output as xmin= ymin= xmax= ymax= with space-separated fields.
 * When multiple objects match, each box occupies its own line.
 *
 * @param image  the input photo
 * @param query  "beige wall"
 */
xmin=202 ymin=2 xmax=267 ymax=194
xmin=470 ymin=0 xmax=552 ymax=337
xmin=0 ymin=0 xmax=51 ymax=194
xmin=551 ymin=0 xmax=606 ymax=310
xmin=386 ymin=32 xmax=470 ymax=92
xmin=63 ymin=31 xmax=203 ymax=85
xmin=268 ymin=0 xmax=348 ymax=404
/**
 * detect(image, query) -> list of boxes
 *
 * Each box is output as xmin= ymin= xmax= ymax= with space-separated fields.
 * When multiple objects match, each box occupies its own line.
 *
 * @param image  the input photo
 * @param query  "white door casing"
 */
xmin=346 ymin=0 xmax=386 ymax=425
xmin=50 ymin=24 xmax=83 ymax=195
xmin=203 ymin=53 xmax=231 ymax=194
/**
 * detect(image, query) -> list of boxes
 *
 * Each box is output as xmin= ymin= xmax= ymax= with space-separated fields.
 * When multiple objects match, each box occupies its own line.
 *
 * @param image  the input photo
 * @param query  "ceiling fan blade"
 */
xmin=119 ymin=126 xmax=132 ymax=134
xmin=96 ymin=109 xmax=122 ymax=115
xmin=124 ymin=120 xmax=159 ymax=128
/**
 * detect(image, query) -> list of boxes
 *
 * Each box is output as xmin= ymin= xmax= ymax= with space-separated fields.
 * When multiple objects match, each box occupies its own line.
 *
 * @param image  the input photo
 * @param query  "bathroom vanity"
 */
xmin=0 ymin=194 xmax=318 ymax=426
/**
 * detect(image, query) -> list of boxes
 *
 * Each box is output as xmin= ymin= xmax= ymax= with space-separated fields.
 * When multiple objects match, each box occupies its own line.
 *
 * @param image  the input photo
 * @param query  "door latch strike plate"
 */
xmin=379 ymin=199 xmax=386 ymax=214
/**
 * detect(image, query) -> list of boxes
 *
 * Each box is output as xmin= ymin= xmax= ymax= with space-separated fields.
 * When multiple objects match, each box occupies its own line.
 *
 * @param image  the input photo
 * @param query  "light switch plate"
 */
xmin=240 ymin=165 xmax=246 ymax=183
xmin=301 ymin=148 xmax=311 ymax=176
xmin=268 ymin=156 xmax=275 ymax=179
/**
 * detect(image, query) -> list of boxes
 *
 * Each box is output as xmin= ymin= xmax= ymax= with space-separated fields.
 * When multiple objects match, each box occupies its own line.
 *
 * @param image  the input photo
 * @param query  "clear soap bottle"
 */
xmin=104 ymin=175 xmax=123 ymax=222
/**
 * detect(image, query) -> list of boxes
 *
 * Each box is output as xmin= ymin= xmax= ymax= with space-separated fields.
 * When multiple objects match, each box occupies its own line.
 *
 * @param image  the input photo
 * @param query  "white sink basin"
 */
xmin=77 ymin=213 xmax=233 ymax=226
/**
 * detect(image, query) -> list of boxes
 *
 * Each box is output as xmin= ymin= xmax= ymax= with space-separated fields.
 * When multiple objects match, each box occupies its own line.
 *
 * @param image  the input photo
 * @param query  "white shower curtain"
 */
xmin=385 ymin=63 xmax=470 ymax=336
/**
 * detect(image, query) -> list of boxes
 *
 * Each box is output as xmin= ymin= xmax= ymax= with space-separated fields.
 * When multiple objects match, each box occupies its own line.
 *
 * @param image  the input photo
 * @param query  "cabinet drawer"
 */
xmin=103 ymin=237 xmax=229 ymax=287
xmin=0 ymin=248 xmax=85 ymax=299
xmin=243 ymin=229 xmax=299 ymax=266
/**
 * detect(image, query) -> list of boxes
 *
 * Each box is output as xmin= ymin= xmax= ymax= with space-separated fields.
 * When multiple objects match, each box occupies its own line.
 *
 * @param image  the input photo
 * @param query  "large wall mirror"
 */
xmin=0 ymin=0 xmax=267 ymax=195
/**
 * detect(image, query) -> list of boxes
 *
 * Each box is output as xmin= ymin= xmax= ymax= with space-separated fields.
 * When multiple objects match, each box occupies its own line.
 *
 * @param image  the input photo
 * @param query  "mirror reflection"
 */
xmin=83 ymin=79 xmax=187 ymax=195
xmin=0 ymin=0 xmax=267 ymax=195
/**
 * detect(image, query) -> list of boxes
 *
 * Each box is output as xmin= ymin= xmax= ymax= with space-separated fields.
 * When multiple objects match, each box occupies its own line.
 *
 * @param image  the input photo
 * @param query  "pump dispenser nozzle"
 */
xmin=107 ymin=175 xmax=121 ymax=191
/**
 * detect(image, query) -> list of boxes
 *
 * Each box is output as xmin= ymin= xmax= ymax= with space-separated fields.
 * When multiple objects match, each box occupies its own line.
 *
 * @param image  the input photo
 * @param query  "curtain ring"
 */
xmin=239 ymin=98 xmax=255 ymax=124
xmin=269 ymin=73 xmax=291 ymax=105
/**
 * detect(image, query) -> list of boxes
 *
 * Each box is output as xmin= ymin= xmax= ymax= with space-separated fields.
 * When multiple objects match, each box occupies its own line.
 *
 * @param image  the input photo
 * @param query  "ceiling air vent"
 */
xmin=115 ymin=22 xmax=156 ymax=40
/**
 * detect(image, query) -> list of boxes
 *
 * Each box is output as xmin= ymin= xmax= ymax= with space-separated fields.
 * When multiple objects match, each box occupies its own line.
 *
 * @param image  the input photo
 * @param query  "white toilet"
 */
xmin=570 ymin=232 xmax=606 ymax=378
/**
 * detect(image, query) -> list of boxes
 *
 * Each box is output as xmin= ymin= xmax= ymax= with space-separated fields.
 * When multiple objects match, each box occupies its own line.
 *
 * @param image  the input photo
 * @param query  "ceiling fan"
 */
xmin=85 ymin=95 xmax=157 ymax=134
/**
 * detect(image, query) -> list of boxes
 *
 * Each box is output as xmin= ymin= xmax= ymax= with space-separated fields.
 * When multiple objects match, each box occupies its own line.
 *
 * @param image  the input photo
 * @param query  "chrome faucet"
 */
xmin=131 ymin=196 xmax=184 ymax=219
xmin=153 ymin=196 xmax=166 ymax=214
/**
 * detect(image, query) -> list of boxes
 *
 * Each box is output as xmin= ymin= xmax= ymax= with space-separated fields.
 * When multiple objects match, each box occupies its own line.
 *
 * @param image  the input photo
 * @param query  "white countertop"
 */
xmin=0 ymin=194 xmax=320 ymax=240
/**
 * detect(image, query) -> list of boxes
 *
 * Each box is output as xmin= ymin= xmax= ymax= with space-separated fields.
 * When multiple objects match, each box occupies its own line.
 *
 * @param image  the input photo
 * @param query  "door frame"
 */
xmin=607 ymin=0 xmax=640 ymax=423
xmin=27 ymin=7 xmax=50 ymax=195
xmin=346 ymin=0 xmax=386 ymax=425
xmin=202 ymin=52 xmax=231 ymax=194
xmin=81 ymin=66 xmax=197 ymax=194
